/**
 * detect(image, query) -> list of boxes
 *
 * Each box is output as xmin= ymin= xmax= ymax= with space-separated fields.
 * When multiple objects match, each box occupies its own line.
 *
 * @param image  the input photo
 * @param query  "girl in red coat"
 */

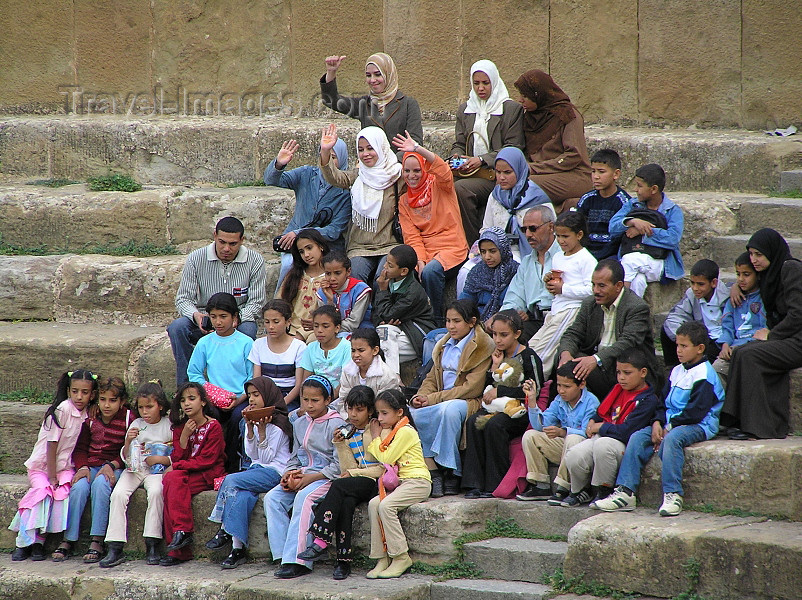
xmin=161 ymin=382 xmax=226 ymax=566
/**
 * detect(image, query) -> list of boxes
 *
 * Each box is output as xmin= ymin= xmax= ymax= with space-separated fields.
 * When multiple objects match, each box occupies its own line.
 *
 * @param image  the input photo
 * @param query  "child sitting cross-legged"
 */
xmin=516 ymin=361 xmax=599 ymax=504
xmin=595 ymin=321 xmax=725 ymax=516
xmin=562 ymin=348 xmax=660 ymax=507
xmin=712 ymin=252 xmax=766 ymax=383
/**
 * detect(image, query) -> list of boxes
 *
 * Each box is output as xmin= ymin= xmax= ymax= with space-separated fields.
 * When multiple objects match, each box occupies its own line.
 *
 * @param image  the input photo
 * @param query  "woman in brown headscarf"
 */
xmin=514 ymin=70 xmax=592 ymax=214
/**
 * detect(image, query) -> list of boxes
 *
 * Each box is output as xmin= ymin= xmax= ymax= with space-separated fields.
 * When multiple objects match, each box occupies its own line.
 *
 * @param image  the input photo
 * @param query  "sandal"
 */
xmin=52 ymin=542 xmax=72 ymax=562
xmin=83 ymin=541 xmax=104 ymax=564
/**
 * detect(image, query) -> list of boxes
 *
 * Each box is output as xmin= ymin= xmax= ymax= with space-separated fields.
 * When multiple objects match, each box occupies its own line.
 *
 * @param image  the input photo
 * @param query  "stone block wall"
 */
xmin=0 ymin=1 xmax=799 ymax=128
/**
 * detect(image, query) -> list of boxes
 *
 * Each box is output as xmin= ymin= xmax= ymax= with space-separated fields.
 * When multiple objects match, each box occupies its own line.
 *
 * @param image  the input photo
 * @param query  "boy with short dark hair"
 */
xmin=595 ymin=320 xmax=725 ymax=517
xmin=661 ymin=259 xmax=730 ymax=369
xmin=516 ymin=361 xmax=599 ymax=504
xmin=609 ymin=163 xmax=685 ymax=297
xmin=576 ymin=149 xmax=630 ymax=260
xmin=372 ymin=245 xmax=437 ymax=371
xmin=713 ymin=252 xmax=766 ymax=381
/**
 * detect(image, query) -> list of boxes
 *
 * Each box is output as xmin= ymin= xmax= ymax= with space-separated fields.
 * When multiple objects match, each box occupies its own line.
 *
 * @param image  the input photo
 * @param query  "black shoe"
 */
xmin=297 ymin=542 xmax=328 ymax=561
xmin=205 ymin=528 xmax=232 ymax=551
xmin=145 ymin=537 xmax=161 ymax=566
xmin=728 ymin=429 xmax=752 ymax=441
xmin=11 ymin=546 xmax=31 ymax=561
xmin=166 ymin=531 xmax=193 ymax=551
xmin=274 ymin=563 xmax=312 ymax=579
xmin=429 ymin=470 xmax=444 ymax=498
xmin=99 ymin=542 xmax=126 ymax=568
xmin=516 ymin=483 xmax=551 ymax=501
xmin=479 ymin=491 xmax=495 ymax=498
xmin=443 ymin=470 xmax=460 ymax=496
xmin=30 ymin=543 xmax=46 ymax=561
xmin=160 ymin=555 xmax=188 ymax=567
xmin=547 ymin=487 xmax=571 ymax=506
xmin=221 ymin=548 xmax=247 ymax=569
xmin=332 ymin=561 xmax=351 ymax=580
xmin=463 ymin=488 xmax=482 ymax=499
xmin=561 ymin=487 xmax=594 ymax=507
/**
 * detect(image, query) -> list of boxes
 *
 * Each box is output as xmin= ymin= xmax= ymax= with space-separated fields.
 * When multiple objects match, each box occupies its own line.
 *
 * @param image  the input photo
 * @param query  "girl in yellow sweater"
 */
xmin=365 ymin=389 xmax=431 ymax=579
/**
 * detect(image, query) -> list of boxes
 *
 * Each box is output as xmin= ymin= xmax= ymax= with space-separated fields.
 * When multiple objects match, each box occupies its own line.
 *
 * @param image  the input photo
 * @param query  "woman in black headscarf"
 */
xmin=723 ymin=228 xmax=802 ymax=439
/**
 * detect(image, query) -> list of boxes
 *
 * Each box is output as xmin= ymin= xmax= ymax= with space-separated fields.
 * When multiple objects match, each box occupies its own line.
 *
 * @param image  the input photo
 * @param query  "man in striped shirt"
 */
xmin=167 ymin=217 xmax=266 ymax=385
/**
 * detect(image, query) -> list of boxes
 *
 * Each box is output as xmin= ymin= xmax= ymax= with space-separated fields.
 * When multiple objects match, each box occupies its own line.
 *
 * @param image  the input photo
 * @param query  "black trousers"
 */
xmin=309 ymin=476 xmax=378 ymax=562
xmin=462 ymin=408 xmax=530 ymax=492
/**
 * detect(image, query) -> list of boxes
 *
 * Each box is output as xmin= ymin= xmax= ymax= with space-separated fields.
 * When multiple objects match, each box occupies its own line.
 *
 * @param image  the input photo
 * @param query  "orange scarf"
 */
xmin=402 ymin=152 xmax=433 ymax=208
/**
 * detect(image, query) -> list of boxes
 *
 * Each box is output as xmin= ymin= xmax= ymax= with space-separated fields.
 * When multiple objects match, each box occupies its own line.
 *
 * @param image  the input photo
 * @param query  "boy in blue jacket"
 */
xmin=609 ymin=163 xmax=684 ymax=297
xmin=596 ymin=321 xmax=724 ymax=516
xmin=516 ymin=361 xmax=599 ymax=504
xmin=713 ymin=252 xmax=766 ymax=382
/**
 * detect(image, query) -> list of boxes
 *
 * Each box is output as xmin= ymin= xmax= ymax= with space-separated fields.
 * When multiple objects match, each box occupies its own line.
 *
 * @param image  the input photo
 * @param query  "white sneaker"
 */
xmin=594 ymin=487 xmax=636 ymax=512
xmin=659 ymin=492 xmax=683 ymax=516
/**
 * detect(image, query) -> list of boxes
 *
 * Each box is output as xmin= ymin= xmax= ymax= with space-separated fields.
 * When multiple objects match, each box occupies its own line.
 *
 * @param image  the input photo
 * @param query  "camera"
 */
xmin=335 ymin=423 xmax=358 ymax=439
xmin=273 ymin=236 xmax=286 ymax=253
xmin=448 ymin=157 xmax=467 ymax=169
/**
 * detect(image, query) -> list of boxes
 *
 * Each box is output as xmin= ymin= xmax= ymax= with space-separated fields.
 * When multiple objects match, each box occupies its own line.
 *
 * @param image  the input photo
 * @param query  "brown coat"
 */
xmin=451 ymin=99 xmax=525 ymax=166
xmin=417 ymin=324 xmax=494 ymax=416
xmin=527 ymin=108 xmax=592 ymax=203
xmin=320 ymin=160 xmax=399 ymax=259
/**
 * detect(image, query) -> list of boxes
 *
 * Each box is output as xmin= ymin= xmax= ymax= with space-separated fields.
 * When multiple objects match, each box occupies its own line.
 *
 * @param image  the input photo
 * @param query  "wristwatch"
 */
xmin=593 ymin=354 xmax=603 ymax=367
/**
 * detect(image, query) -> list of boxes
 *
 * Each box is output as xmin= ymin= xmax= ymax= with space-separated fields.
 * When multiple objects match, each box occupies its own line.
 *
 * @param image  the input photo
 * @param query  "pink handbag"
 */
xmin=381 ymin=463 xmax=400 ymax=492
xmin=203 ymin=382 xmax=236 ymax=409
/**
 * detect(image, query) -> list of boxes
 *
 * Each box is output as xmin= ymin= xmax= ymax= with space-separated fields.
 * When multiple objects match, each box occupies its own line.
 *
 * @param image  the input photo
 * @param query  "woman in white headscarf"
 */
xmin=319 ymin=124 xmax=402 ymax=283
xmin=452 ymin=60 xmax=525 ymax=245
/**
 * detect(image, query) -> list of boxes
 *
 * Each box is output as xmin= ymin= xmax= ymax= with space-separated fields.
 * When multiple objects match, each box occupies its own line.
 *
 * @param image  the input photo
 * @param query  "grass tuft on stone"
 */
xmin=87 ymin=173 xmax=142 ymax=192
xmin=222 ymin=179 xmax=266 ymax=188
xmin=768 ymin=189 xmax=802 ymax=198
xmin=543 ymin=568 xmax=640 ymax=599
xmin=0 ymin=234 xmax=177 ymax=257
xmin=28 ymin=178 xmax=79 ymax=188
xmin=0 ymin=386 xmax=52 ymax=404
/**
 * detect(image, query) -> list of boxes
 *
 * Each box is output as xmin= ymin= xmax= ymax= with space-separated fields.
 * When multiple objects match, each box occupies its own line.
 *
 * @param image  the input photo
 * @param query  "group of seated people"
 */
xmin=10 ymin=51 xmax=802 ymax=582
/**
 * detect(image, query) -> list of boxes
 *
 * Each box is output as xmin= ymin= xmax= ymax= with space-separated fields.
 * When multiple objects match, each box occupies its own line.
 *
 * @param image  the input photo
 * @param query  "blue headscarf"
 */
xmin=318 ymin=138 xmax=349 ymax=196
xmin=464 ymin=227 xmax=519 ymax=320
xmin=303 ymin=374 xmax=334 ymax=399
xmin=492 ymin=147 xmax=551 ymax=255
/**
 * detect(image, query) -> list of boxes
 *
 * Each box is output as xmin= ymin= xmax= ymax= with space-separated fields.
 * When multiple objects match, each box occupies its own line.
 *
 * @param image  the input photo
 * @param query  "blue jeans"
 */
xmin=420 ymin=259 xmax=458 ymax=326
xmin=350 ymin=255 xmax=387 ymax=287
xmin=208 ymin=464 xmax=282 ymax=545
xmin=410 ymin=399 xmax=468 ymax=475
xmin=64 ymin=466 xmax=123 ymax=541
xmin=167 ymin=317 xmax=257 ymax=385
xmin=615 ymin=424 xmax=706 ymax=496
xmin=275 ymin=252 xmax=294 ymax=295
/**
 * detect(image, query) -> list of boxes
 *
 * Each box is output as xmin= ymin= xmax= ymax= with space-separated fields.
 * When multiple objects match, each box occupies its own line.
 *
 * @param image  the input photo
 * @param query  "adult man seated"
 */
xmin=167 ymin=216 xmax=266 ymax=385
xmin=500 ymin=205 xmax=561 ymax=344
xmin=557 ymin=259 xmax=656 ymax=399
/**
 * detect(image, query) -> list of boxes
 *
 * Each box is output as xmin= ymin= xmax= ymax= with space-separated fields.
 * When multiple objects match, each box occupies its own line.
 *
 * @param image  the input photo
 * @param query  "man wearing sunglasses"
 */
xmin=500 ymin=205 xmax=560 ymax=343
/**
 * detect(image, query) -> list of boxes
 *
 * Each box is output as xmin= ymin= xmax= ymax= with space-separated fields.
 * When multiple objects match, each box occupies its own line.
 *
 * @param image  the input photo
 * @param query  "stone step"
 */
xmin=462 ymin=537 xmax=567 ymax=583
xmin=494 ymin=502 xmax=596 ymax=540
xmin=430 ymin=579 xmax=552 ymax=600
xmin=0 ymin=254 xmax=280 ymax=325
xmin=738 ymin=196 xmax=802 ymax=237
xmin=0 ymin=554 xmax=434 ymax=600
xmin=0 ymin=322 xmax=175 ymax=395
xmin=0 ymin=474 xmax=520 ymax=565
xmin=780 ymin=169 xmax=802 ymax=193
xmin=0 ymin=183 xmax=296 ymax=257
xmin=1 ymin=116 xmax=800 ymax=192
xmin=708 ymin=233 xmax=802 ymax=269
xmin=564 ymin=508 xmax=802 ymax=600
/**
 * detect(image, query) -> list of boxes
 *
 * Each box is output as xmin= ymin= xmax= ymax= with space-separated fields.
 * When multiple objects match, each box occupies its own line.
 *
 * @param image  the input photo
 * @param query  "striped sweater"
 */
xmin=174 ymin=243 xmax=266 ymax=323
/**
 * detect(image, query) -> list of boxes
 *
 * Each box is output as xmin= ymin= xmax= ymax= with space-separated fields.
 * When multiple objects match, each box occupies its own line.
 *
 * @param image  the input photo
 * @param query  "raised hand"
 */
xmin=276 ymin=139 xmax=300 ymax=168
xmin=321 ymin=124 xmax=338 ymax=153
xmin=392 ymin=130 xmax=417 ymax=153
xmin=324 ymin=55 xmax=347 ymax=74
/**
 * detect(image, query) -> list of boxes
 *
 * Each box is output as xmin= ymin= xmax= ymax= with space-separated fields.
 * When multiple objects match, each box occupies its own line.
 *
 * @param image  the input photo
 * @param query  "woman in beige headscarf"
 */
xmin=320 ymin=53 xmax=423 ymax=153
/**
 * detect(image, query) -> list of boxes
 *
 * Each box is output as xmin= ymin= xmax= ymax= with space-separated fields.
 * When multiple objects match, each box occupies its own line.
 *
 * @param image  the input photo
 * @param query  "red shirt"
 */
xmin=170 ymin=418 xmax=226 ymax=483
xmin=72 ymin=407 xmax=135 ymax=469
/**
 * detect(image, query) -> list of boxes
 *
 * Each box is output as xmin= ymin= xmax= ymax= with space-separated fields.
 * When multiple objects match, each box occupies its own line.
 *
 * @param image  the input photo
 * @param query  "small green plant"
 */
xmin=29 ymin=178 xmax=79 ymax=188
xmin=768 ymin=189 xmax=802 ymax=199
xmin=222 ymin=179 xmax=266 ymax=188
xmin=410 ymin=558 xmax=482 ymax=580
xmin=0 ymin=386 xmax=52 ymax=404
xmin=87 ymin=173 xmax=142 ymax=192
xmin=81 ymin=241 xmax=178 ymax=257
xmin=543 ymin=568 xmax=638 ymax=599
xmin=689 ymin=502 xmax=787 ymax=521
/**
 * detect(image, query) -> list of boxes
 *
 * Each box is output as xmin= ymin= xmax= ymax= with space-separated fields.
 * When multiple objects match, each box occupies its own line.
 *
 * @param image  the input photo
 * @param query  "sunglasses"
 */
xmin=523 ymin=223 xmax=550 ymax=233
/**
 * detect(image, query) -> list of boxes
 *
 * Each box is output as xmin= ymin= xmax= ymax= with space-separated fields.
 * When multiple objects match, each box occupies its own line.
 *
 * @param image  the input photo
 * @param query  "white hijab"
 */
xmin=351 ymin=126 xmax=401 ymax=232
xmin=464 ymin=60 xmax=511 ymax=157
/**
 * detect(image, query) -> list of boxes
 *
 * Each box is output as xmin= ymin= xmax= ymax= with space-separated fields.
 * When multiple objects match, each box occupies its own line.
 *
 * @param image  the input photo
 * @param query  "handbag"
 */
xmin=202 ymin=382 xmax=236 ymax=409
xmin=272 ymin=207 xmax=334 ymax=252
xmin=391 ymin=181 xmax=404 ymax=243
xmin=381 ymin=463 xmax=400 ymax=492
xmin=454 ymin=130 xmax=496 ymax=181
